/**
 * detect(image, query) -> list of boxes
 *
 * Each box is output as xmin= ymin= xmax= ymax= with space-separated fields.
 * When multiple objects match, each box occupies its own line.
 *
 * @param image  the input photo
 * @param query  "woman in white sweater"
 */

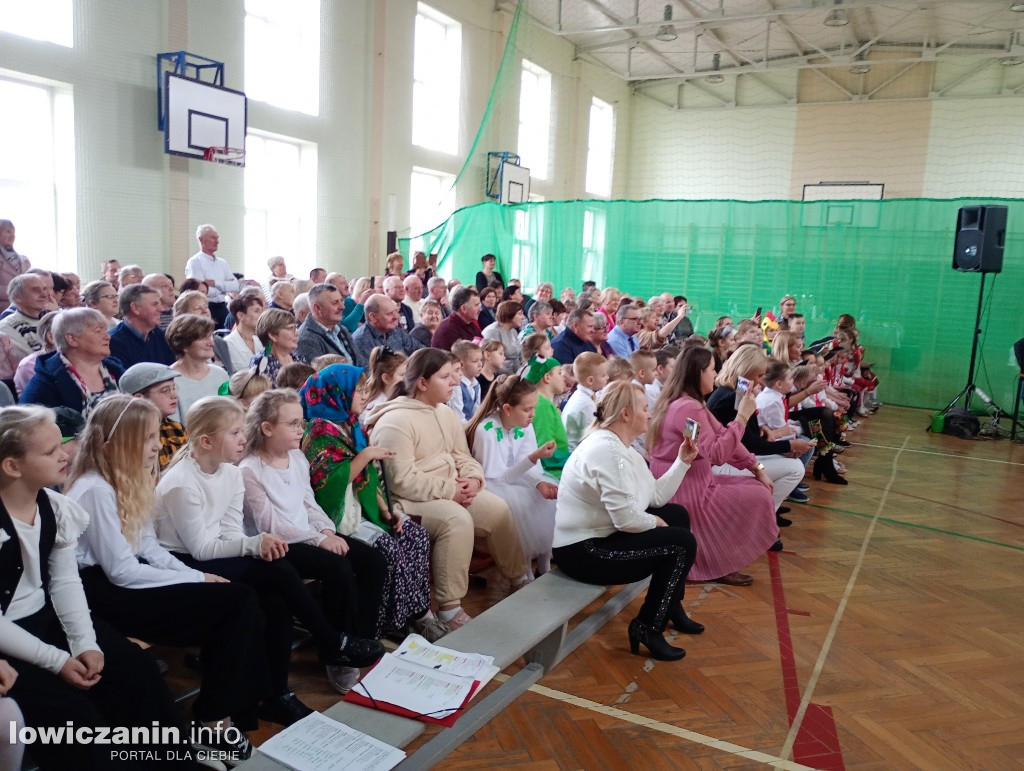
xmin=553 ymin=382 xmax=701 ymax=662
xmin=67 ymin=395 xmax=267 ymax=754
xmin=0 ymin=406 xmax=185 ymax=769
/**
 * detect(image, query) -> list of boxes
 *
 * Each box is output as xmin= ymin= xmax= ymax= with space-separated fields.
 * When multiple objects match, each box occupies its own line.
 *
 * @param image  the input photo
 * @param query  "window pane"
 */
xmin=0 ymin=0 xmax=73 ymax=47
xmin=412 ymin=5 xmax=461 ymax=154
xmin=245 ymin=0 xmax=320 ymax=115
xmin=585 ymin=97 xmax=615 ymax=197
xmin=518 ymin=61 xmax=551 ymax=180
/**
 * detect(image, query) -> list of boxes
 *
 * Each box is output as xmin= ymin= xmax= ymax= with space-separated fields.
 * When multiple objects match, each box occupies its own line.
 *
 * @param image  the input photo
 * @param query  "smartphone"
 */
xmin=685 ymin=417 xmax=700 ymax=442
xmin=735 ymin=376 xmax=751 ymax=410
xmin=754 ymin=307 xmax=762 ymax=318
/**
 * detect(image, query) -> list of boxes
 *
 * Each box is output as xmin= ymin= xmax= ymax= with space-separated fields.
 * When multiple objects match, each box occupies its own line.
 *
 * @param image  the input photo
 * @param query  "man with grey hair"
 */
xmin=0 ymin=219 xmax=31 ymax=314
xmin=382 ymin=275 xmax=414 ymax=331
xmin=108 ymin=284 xmax=175 ymax=368
xmin=296 ymin=283 xmax=363 ymax=366
xmin=551 ymin=309 xmax=597 ymax=364
xmin=185 ymin=223 xmax=238 ymax=328
xmin=607 ymin=303 xmax=641 ymax=358
xmin=0 ymin=273 xmax=48 ymax=363
xmin=118 ymin=264 xmax=144 ymax=288
xmin=426 ymin=275 xmax=450 ymax=318
xmin=269 ymin=280 xmax=296 ymax=313
xmin=326 ymin=272 xmax=364 ymax=332
xmin=353 ymin=293 xmax=424 ymax=361
xmin=402 ymin=273 xmax=425 ymax=325
xmin=292 ymin=292 xmax=311 ymax=325
xmin=142 ymin=273 xmax=176 ymax=330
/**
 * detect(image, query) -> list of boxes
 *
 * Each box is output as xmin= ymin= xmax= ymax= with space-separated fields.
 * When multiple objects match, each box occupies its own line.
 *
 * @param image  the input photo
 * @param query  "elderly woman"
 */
xmin=81 ymin=280 xmax=119 ymax=329
xmin=20 ymin=308 xmax=123 ymax=415
xmin=554 ymin=381 xmax=700 ymax=661
xmin=173 ymin=289 xmax=210 ymax=318
xmin=250 ymin=308 xmax=306 ymax=385
xmin=636 ymin=306 xmax=689 ymax=351
xmin=117 ymin=264 xmax=144 ymax=288
xmin=482 ymin=301 xmax=526 ymax=372
xmin=166 ymin=313 xmax=229 ymax=423
xmin=596 ymin=287 xmax=622 ymax=331
xmin=409 ymin=299 xmax=442 ymax=348
xmin=266 ymin=255 xmax=294 ymax=287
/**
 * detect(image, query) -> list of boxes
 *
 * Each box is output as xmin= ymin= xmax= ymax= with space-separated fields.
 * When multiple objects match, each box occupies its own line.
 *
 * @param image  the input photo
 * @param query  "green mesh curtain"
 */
xmin=402 ymin=197 xmax=1024 ymax=412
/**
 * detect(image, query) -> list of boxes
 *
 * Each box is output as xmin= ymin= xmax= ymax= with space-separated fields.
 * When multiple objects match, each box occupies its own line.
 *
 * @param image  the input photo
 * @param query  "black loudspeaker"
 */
xmin=952 ymin=205 xmax=1006 ymax=273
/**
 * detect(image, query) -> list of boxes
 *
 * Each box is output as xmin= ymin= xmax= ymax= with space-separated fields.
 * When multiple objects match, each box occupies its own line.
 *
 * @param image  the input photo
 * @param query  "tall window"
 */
xmin=511 ymin=207 xmax=543 ymax=289
xmin=582 ymin=208 xmax=605 ymax=282
xmin=585 ymin=97 xmax=615 ymax=197
xmin=0 ymin=77 xmax=76 ymax=271
xmin=244 ymin=132 xmax=318 ymax=280
xmin=518 ymin=60 xmax=551 ymax=180
xmin=245 ymin=0 xmax=320 ymax=115
xmin=0 ymin=0 xmax=73 ymax=47
xmin=412 ymin=5 xmax=461 ymax=155
xmin=409 ymin=167 xmax=455 ymax=253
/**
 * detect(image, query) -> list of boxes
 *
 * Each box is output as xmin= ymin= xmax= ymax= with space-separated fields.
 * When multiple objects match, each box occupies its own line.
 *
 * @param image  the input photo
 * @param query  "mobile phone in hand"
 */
xmin=685 ymin=417 xmax=700 ymax=442
xmin=735 ymin=376 xmax=751 ymax=409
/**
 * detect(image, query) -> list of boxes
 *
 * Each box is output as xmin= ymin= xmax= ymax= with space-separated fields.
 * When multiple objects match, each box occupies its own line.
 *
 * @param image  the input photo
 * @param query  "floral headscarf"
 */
xmin=299 ymin=364 xmax=368 ymax=452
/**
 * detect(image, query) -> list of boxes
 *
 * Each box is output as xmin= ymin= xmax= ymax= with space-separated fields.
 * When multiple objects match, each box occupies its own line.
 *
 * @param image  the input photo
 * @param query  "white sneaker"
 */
xmin=326 ymin=665 xmax=361 ymax=695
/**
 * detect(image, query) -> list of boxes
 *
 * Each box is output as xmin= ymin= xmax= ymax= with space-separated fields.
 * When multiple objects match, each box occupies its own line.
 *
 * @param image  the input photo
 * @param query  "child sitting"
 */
xmin=448 ymin=340 xmax=484 ymax=422
xmin=119 ymin=362 xmax=187 ymax=470
xmin=523 ymin=356 xmax=570 ymax=480
xmin=478 ymin=339 xmax=505 ymax=396
xmin=604 ymin=355 xmax=634 ymax=386
xmin=563 ymin=352 xmax=609 ymax=451
xmin=275 ymin=362 xmax=316 ymax=391
xmin=520 ymin=331 xmax=554 ymax=365
xmin=363 ymin=346 xmax=407 ymax=419
xmin=227 ymin=368 xmax=272 ymax=411
xmin=646 ymin=346 xmax=677 ymax=409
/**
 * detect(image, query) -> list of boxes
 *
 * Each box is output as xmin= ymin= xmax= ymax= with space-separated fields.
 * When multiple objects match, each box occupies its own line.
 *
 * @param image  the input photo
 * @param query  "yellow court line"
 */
xmin=493 ymin=673 xmax=814 ymax=770
xmin=850 ymin=441 xmax=1024 ymax=466
xmin=780 ymin=434 xmax=911 ymax=760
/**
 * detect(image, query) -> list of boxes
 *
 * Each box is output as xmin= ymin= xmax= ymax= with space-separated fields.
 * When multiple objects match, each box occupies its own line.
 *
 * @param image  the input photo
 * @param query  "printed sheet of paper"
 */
xmin=355 ymin=653 xmax=477 ymax=718
xmin=393 ymin=633 xmax=495 ymax=679
xmin=256 ymin=711 xmax=405 ymax=771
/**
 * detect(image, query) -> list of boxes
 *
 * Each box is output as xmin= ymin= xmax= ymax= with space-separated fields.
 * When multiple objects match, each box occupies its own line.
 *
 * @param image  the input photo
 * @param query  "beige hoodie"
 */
xmin=365 ymin=396 xmax=485 ymax=504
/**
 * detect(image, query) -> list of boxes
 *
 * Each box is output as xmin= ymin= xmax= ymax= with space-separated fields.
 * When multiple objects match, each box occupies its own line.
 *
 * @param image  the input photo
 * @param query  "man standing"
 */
xmin=382 ymin=276 xmax=414 ymax=331
xmin=102 ymin=259 xmax=121 ymax=290
xmin=607 ymin=304 xmax=642 ymax=358
xmin=296 ymin=283 xmax=363 ymax=366
xmin=142 ymin=273 xmax=176 ymax=330
xmin=353 ymin=294 xmax=424 ymax=360
xmin=431 ymin=287 xmax=481 ymax=350
xmin=108 ymin=284 xmax=175 ymax=368
xmin=0 ymin=220 xmax=31 ymax=314
xmin=551 ymin=309 xmax=597 ymax=364
xmin=185 ymin=224 xmax=239 ymax=328
xmin=402 ymin=274 xmax=425 ymax=325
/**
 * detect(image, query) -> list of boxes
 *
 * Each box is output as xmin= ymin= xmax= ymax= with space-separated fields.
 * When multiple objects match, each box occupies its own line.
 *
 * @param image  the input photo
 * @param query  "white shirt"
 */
xmin=224 ymin=329 xmax=262 ymax=373
xmin=562 ymin=386 xmax=597 ymax=452
xmin=403 ymin=297 xmax=424 ymax=325
xmin=155 ymin=456 xmax=263 ymax=560
xmin=0 ymin=491 xmax=98 ymax=674
xmin=173 ymin=365 xmax=229 ymax=425
xmin=8 ymin=517 xmax=44 ymax=620
xmin=553 ymin=429 xmax=689 ymax=548
xmin=645 ymin=378 xmax=663 ymax=411
xmin=472 ymin=414 xmax=546 ymax=488
xmin=185 ymin=251 xmax=240 ymax=303
xmin=755 ymin=388 xmax=798 ymax=440
xmin=69 ymin=473 xmax=204 ymax=588
xmin=447 ymin=375 xmax=481 ymax=423
xmin=239 ymin=452 xmax=335 ymax=545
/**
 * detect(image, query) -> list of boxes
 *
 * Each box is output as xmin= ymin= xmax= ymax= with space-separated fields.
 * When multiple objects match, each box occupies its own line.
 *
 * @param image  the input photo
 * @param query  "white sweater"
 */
xmin=155 ymin=456 xmax=264 ymax=560
xmin=70 ymin=473 xmax=204 ymax=588
xmin=553 ymin=429 xmax=689 ymax=548
xmin=239 ymin=451 xmax=334 ymax=545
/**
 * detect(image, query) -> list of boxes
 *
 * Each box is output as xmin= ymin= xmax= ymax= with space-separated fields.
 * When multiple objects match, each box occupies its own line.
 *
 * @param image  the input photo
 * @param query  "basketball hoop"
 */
xmin=203 ymin=146 xmax=245 ymax=167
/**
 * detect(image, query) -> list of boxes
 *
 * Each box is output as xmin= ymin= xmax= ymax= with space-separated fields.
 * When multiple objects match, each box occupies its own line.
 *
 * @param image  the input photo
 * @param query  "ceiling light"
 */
xmin=706 ymin=52 xmax=724 ymax=83
xmin=655 ymin=5 xmax=677 ymax=43
xmin=1010 ymin=1 xmax=1024 ymax=12
xmin=824 ymin=0 xmax=849 ymax=27
xmin=849 ymin=51 xmax=870 ymax=74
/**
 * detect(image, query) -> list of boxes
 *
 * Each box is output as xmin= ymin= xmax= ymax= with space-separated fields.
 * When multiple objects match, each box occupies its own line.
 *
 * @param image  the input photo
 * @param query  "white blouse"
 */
xmin=239 ymin=451 xmax=334 ymax=545
xmin=472 ymin=414 xmax=545 ymax=488
xmin=70 ymin=473 xmax=204 ymax=588
xmin=553 ymin=429 xmax=689 ymax=548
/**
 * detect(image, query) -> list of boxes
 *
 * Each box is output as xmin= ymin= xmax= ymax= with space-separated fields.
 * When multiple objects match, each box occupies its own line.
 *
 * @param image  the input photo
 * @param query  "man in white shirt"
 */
xmin=402 ymin=273 xmax=425 ymax=325
xmin=184 ymin=224 xmax=239 ymax=329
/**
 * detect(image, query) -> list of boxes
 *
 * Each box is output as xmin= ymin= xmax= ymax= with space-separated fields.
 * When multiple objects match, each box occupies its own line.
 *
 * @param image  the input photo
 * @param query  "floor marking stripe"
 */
xmin=491 ymin=673 xmax=815 ymax=769
xmin=780 ymin=435 xmax=911 ymax=761
xmin=850 ymin=441 xmax=1024 ymax=466
xmin=803 ymin=503 xmax=1024 ymax=552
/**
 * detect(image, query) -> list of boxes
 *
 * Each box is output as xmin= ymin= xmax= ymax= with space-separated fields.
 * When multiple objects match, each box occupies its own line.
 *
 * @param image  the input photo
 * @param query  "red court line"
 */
xmin=768 ymin=552 xmax=846 ymax=770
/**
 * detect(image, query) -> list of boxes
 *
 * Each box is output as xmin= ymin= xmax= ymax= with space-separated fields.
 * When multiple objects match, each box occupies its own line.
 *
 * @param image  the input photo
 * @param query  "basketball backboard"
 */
xmin=163 ymin=72 xmax=247 ymax=166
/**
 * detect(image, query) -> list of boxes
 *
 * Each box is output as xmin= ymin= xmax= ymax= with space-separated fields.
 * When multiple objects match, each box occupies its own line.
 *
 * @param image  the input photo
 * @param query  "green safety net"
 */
xmin=401 ymin=197 xmax=1024 ymax=412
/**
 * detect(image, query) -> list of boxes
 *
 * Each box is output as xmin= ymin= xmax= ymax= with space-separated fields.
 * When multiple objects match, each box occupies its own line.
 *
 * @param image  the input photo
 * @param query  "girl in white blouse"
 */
xmin=553 ymin=382 xmax=701 ymax=662
xmin=0 ymin=406 xmax=185 ymax=769
xmin=67 ymin=395 xmax=267 ymax=755
xmin=239 ymin=389 xmax=389 ymax=694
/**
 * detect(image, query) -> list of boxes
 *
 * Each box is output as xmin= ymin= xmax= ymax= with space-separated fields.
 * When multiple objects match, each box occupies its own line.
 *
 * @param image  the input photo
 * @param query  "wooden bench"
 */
xmin=241 ymin=570 xmax=648 ymax=769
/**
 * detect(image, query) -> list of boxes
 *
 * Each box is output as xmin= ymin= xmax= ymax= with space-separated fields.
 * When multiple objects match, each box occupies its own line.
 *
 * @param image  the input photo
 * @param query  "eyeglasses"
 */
xmin=151 ymin=384 xmax=177 ymax=397
xmin=276 ymin=419 xmax=307 ymax=431
xmin=623 ymin=316 xmax=641 ymax=322
xmin=100 ymin=294 xmax=118 ymax=301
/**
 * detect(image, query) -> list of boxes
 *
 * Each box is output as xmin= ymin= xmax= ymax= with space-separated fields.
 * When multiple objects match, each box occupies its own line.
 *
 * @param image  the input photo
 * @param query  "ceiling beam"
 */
xmin=578 ymin=0 xmax=685 ymax=74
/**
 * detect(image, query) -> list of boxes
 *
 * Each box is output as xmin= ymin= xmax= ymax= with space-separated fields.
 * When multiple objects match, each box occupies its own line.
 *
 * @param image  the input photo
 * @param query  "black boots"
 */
xmin=668 ymin=605 xmax=705 ymax=635
xmin=627 ymin=618 xmax=686 ymax=660
xmin=813 ymin=451 xmax=848 ymax=485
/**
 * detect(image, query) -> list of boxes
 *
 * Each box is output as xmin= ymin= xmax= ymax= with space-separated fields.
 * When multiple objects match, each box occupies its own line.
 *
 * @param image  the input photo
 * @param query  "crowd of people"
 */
xmin=0 ymin=216 xmax=880 ymax=769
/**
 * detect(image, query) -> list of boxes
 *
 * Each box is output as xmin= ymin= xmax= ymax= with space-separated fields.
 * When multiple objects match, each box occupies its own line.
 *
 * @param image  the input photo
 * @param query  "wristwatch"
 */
xmin=754 ymin=462 xmax=765 ymax=472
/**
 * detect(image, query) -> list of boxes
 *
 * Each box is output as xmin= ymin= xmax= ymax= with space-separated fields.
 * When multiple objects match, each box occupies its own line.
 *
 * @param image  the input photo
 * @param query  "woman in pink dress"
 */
xmin=648 ymin=346 xmax=779 ymax=586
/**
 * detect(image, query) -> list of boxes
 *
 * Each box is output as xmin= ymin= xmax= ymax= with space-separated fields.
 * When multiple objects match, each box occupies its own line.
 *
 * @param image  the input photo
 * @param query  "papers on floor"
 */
xmin=256 ymin=711 xmax=405 ymax=771
xmin=353 ymin=634 xmax=499 ymax=719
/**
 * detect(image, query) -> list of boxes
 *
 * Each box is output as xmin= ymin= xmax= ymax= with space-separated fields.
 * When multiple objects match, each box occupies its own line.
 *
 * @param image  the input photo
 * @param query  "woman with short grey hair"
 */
xmin=20 ymin=307 xmax=123 ymax=415
xmin=81 ymin=280 xmax=119 ymax=328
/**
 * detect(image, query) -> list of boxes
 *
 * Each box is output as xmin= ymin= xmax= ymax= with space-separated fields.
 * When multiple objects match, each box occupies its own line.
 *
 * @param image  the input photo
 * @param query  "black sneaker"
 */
xmin=322 ymin=634 xmax=385 ymax=668
xmin=259 ymin=692 xmax=315 ymax=726
xmin=191 ymin=723 xmax=253 ymax=768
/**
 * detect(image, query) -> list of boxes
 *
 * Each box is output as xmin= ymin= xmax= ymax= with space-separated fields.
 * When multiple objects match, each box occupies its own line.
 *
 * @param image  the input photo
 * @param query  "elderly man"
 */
xmin=401 ymin=273 xmax=425 ymax=325
xmin=15 ymin=268 xmax=58 ymax=317
xmin=382 ymin=275 xmax=414 ymax=331
xmin=353 ymin=293 xmax=424 ymax=360
xmin=118 ymin=265 xmax=144 ymax=288
xmin=551 ymin=309 xmax=597 ymax=364
xmin=430 ymin=286 xmax=481 ymax=350
xmin=102 ymin=259 xmax=121 ymax=289
xmin=607 ymin=303 xmax=642 ymax=358
xmin=108 ymin=284 xmax=175 ymax=368
xmin=296 ymin=283 xmax=363 ymax=366
xmin=268 ymin=280 xmax=296 ymax=313
xmin=185 ymin=224 xmax=239 ymax=327
xmin=0 ymin=220 xmax=31 ymax=314
xmin=142 ymin=273 xmax=177 ymax=330
xmin=0 ymin=274 xmax=49 ymax=362
xmin=292 ymin=292 xmax=311 ymax=324
xmin=309 ymin=267 xmax=327 ymax=284
xmin=426 ymin=275 xmax=450 ymax=318
xmin=326 ymin=272 xmax=363 ymax=332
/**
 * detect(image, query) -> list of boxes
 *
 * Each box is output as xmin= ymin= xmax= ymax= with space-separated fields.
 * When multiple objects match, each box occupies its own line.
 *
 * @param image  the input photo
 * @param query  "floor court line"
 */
xmin=780 ymin=435 xmax=910 ymax=761
xmin=492 ymin=673 xmax=816 ymax=770
xmin=850 ymin=441 xmax=1024 ymax=466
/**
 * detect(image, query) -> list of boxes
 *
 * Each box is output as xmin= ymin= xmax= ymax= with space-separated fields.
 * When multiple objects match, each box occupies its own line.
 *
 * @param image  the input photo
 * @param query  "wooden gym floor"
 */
xmin=164 ymin=405 xmax=1024 ymax=769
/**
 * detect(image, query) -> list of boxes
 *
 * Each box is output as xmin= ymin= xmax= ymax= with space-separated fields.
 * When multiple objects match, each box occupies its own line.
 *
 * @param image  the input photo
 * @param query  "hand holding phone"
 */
xmin=685 ymin=417 xmax=700 ymax=442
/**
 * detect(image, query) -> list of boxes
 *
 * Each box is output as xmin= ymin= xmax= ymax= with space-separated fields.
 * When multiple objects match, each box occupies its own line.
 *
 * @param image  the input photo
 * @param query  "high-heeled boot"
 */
xmin=813 ymin=451 xmax=848 ymax=485
xmin=668 ymin=605 xmax=705 ymax=635
xmin=627 ymin=618 xmax=686 ymax=660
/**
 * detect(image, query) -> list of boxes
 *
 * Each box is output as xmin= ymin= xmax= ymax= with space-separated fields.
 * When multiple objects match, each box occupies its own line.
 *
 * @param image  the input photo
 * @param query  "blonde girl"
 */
xmin=363 ymin=345 xmax=407 ymax=416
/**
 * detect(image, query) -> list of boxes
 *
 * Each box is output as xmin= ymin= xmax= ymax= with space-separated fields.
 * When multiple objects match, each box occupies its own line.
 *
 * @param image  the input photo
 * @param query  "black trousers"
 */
xmin=173 ymin=553 xmax=338 ymax=692
xmin=791 ymin=406 xmax=838 ymax=443
xmin=552 ymin=503 xmax=696 ymax=632
xmin=286 ymin=540 xmax=388 ymax=640
xmin=209 ymin=301 xmax=228 ymax=329
xmin=80 ymin=567 xmax=269 ymax=725
xmin=7 ymin=605 xmax=191 ymax=770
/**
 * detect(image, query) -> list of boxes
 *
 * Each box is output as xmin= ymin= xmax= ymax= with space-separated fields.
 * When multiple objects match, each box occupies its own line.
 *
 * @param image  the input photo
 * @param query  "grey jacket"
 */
xmin=296 ymin=316 xmax=365 ymax=367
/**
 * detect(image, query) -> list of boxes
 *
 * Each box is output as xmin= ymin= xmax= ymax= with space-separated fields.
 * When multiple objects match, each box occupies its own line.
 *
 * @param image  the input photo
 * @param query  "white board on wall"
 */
xmin=164 ymin=73 xmax=247 ymax=163
xmin=500 ymin=162 xmax=530 ymax=204
xmin=802 ymin=182 xmax=884 ymax=201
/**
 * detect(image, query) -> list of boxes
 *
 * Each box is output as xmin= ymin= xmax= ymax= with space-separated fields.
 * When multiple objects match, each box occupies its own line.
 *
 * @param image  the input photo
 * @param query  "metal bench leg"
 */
xmin=523 ymin=623 xmax=567 ymax=670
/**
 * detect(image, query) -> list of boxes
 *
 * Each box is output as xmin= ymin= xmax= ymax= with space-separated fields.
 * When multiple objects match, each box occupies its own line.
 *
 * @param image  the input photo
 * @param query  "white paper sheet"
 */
xmin=354 ymin=653 xmax=477 ymax=718
xmin=392 ymin=634 xmax=495 ymax=679
xmin=256 ymin=712 xmax=405 ymax=771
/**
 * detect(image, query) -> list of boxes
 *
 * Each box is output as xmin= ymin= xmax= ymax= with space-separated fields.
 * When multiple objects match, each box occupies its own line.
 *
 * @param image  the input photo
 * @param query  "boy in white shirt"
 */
xmin=562 ymin=352 xmax=608 ymax=451
xmin=448 ymin=340 xmax=484 ymax=422
xmin=645 ymin=347 xmax=677 ymax=410
xmin=755 ymin=360 xmax=802 ymax=442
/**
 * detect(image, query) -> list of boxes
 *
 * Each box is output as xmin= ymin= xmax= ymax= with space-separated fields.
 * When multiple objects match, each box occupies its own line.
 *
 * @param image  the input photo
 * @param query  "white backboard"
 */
xmin=164 ymin=73 xmax=247 ymax=164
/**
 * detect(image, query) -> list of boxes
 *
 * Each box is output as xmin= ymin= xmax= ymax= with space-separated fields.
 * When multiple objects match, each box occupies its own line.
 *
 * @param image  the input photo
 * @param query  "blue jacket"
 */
xmin=551 ymin=328 xmax=597 ymax=365
xmin=19 ymin=351 xmax=125 ymax=413
xmin=108 ymin=321 xmax=175 ymax=368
